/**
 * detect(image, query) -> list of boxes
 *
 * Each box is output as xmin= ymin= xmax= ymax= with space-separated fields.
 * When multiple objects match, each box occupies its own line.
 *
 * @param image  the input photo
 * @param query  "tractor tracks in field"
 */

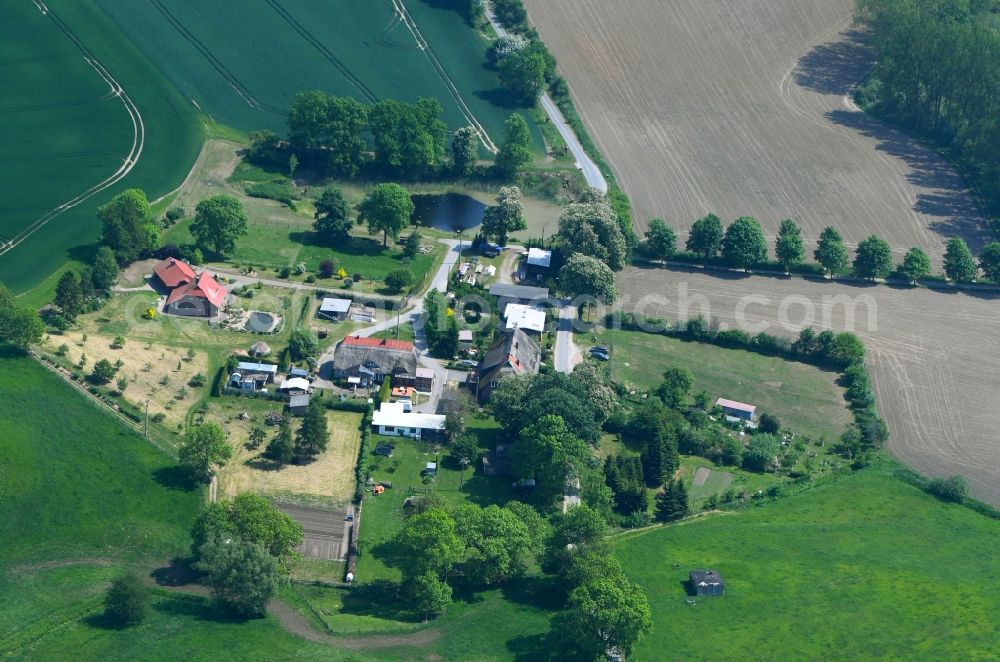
xmin=144 ymin=0 xmax=285 ymax=116
xmin=0 ymin=0 xmax=143 ymax=259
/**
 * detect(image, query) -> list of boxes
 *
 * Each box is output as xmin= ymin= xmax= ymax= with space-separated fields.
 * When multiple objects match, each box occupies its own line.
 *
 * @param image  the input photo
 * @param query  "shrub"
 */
xmin=104 ymin=572 xmax=150 ymax=627
xmin=189 ymin=373 xmax=207 ymax=387
xmin=927 ymin=475 xmax=968 ymax=503
xmin=318 ymin=260 xmax=335 ymax=279
xmin=278 ymin=267 xmax=291 ymax=279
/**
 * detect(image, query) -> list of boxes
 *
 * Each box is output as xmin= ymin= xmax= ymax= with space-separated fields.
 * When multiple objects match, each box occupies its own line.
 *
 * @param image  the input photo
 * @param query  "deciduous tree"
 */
xmin=775 ymin=218 xmax=805 ymax=272
xmin=197 ymin=536 xmax=283 ymax=618
xmin=0 ymin=284 xmax=44 ymax=348
xmin=814 ymin=226 xmax=849 ymax=275
xmin=313 ymin=187 xmax=351 ymax=245
xmin=558 ymin=201 xmax=629 ymax=271
xmin=686 ymin=213 xmax=723 ymax=262
xmin=495 ymin=113 xmax=532 ymax=179
xmin=645 ymin=218 xmax=676 ymax=264
xmin=513 ymin=415 xmax=591 ymax=507
xmin=98 ymin=189 xmax=155 ymax=264
xmin=557 ymin=253 xmax=618 ymax=305
xmin=853 ymin=235 xmax=893 ymax=280
xmin=979 ymin=241 xmax=1000 ymax=283
xmin=480 ymin=186 xmax=526 ymax=246
xmin=191 ymin=195 xmax=249 ymax=257
xmin=91 ymin=246 xmax=120 ymax=291
xmin=656 ymin=366 xmax=694 ymax=408
xmin=103 ymin=572 xmax=150 ymax=627
xmin=498 ymin=48 xmax=547 ymax=102
xmin=451 ymin=126 xmax=479 ymax=177
xmin=900 ymin=247 xmax=931 ymax=283
xmin=944 ymin=237 xmax=977 ymax=283
xmin=359 ymin=183 xmax=414 ymax=247
xmin=393 ymin=508 xmax=464 ymax=579
xmin=722 ymin=216 xmax=768 ymax=271
xmin=551 ymin=574 xmax=653 ymax=660
xmin=454 ymin=504 xmax=533 ymax=584
xmin=179 ymin=422 xmax=232 ymax=482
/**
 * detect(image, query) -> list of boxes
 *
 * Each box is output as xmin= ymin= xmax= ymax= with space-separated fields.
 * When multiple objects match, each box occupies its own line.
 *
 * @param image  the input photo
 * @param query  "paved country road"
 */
xmin=485 ymin=5 xmax=608 ymax=194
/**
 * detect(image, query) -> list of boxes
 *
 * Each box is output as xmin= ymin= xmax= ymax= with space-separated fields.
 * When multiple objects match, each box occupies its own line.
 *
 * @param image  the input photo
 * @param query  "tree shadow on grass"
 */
xmin=338 ymin=580 xmax=421 ymax=622
xmin=152 ymin=465 xmax=198 ymax=491
xmin=474 ymin=88 xmax=529 ymax=111
xmin=500 ymin=575 xmax=564 ymax=611
xmin=507 ymin=632 xmax=559 ymax=662
xmin=151 ymin=557 xmax=200 ymax=587
xmin=153 ymin=592 xmax=255 ymax=623
xmin=289 ymin=232 xmax=390 ymax=258
xmin=245 ymin=458 xmax=285 ymax=472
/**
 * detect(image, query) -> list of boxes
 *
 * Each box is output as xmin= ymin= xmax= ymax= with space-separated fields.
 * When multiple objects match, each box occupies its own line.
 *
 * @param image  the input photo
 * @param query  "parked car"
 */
xmin=591 ymin=352 xmax=610 ymax=361
xmin=460 ymin=359 xmax=478 ymax=368
xmin=590 ymin=346 xmax=610 ymax=354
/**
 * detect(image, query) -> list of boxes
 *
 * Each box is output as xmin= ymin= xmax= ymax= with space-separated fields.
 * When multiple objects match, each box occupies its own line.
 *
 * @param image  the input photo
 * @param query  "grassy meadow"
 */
xmin=91 ymin=0 xmax=544 ymax=152
xmin=0 ymin=348 xmax=202 ymax=656
xmin=593 ymin=329 xmax=853 ymax=442
xmin=615 ymin=459 xmax=1000 ymax=659
xmin=0 ymin=0 xmax=201 ymax=295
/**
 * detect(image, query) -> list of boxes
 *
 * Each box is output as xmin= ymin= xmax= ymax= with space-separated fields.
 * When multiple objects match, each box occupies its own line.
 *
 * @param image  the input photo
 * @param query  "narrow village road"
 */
xmin=484 ymin=6 xmax=608 ymax=194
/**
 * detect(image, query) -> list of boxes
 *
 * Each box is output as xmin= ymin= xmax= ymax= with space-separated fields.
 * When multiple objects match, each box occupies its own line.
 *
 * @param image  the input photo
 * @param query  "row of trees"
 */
xmin=646 ymin=213 xmax=1000 ymax=283
xmin=256 ymin=93 xmax=534 ymax=181
xmin=856 ymin=0 xmax=1000 ymax=217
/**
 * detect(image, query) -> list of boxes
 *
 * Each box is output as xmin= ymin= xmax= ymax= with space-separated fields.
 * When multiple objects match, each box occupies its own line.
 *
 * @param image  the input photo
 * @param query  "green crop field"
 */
xmin=615 ymin=459 xmax=1000 ymax=659
xmin=0 ymin=347 xmax=201 ymax=656
xmin=92 ymin=0 xmax=543 ymax=152
xmin=0 ymin=1 xmax=202 ymax=295
xmin=592 ymin=329 xmax=854 ymax=442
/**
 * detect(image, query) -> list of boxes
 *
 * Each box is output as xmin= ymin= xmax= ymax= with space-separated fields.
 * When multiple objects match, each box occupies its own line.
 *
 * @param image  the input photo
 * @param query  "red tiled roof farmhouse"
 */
xmin=153 ymin=257 xmax=196 ymax=289
xmin=166 ymin=271 xmax=227 ymax=308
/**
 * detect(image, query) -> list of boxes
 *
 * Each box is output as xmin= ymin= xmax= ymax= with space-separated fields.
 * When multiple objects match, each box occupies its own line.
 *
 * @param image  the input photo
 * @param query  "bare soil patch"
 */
xmin=525 ymin=0 xmax=988 ymax=263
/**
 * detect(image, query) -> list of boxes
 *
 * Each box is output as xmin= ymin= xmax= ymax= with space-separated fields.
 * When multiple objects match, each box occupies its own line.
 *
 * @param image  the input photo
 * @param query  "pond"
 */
xmin=410 ymin=193 xmax=485 ymax=232
xmin=244 ymin=311 xmax=277 ymax=333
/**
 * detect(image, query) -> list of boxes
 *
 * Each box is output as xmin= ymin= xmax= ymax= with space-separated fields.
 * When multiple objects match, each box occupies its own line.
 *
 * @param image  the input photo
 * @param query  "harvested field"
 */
xmin=525 ymin=0 xmax=989 ymax=263
xmin=615 ymin=265 xmax=1000 ymax=505
xmin=276 ymin=502 xmax=349 ymax=561
xmin=216 ymin=408 xmax=362 ymax=506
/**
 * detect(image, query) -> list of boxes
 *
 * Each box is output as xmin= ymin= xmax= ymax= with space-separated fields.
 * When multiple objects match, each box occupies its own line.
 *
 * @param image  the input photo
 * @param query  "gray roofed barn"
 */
xmin=689 ymin=570 xmax=725 ymax=596
xmin=489 ymin=282 xmax=550 ymax=304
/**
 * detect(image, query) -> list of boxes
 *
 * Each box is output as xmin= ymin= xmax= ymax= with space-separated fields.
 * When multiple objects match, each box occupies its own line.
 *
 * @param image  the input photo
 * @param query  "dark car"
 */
xmin=591 ymin=352 xmax=610 ymax=361
xmin=590 ymin=346 xmax=610 ymax=353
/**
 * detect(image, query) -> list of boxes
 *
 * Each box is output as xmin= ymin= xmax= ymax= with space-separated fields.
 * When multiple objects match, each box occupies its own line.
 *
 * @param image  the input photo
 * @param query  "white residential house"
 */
xmin=503 ymin=303 xmax=546 ymax=334
xmin=372 ymin=402 xmax=445 ymax=440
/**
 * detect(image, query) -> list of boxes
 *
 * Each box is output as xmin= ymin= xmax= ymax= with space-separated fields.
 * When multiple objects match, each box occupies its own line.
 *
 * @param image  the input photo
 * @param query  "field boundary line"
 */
xmin=0 ymin=1 xmax=144 ymax=259
xmin=393 ymin=0 xmax=498 ymax=153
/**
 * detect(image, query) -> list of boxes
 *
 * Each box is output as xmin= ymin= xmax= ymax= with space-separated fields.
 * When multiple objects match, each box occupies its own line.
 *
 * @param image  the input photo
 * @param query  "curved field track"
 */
xmin=525 ymin=0 xmax=989 ymax=262
xmin=615 ymin=267 xmax=1000 ymax=505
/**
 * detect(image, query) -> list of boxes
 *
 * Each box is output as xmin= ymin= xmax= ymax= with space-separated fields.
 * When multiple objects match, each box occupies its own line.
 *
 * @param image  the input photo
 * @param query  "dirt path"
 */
xmin=267 ymin=599 xmax=440 ymax=650
xmin=7 ymin=558 xmax=114 ymax=577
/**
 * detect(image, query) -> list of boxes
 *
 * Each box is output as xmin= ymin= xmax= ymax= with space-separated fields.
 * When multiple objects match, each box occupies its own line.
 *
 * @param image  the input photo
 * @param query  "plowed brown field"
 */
xmin=525 ymin=0 xmax=989 ymax=263
xmin=615 ymin=266 xmax=1000 ymax=505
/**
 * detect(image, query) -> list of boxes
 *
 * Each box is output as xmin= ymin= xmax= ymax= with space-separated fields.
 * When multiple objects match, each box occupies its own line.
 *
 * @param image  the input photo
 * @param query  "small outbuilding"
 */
xmin=251 ymin=341 xmax=272 ymax=357
xmin=318 ymin=297 xmax=353 ymax=322
xmin=288 ymin=394 xmax=310 ymax=416
xmin=459 ymin=329 xmax=474 ymax=351
xmin=716 ymin=398 xmax=756 ymax=422
xmin=525 ymin=247 xmax=552 ymax=278
xmin=689 ymin=570 xmax=725 ymax=596
xmin=423 ymin=462 xmax=438 ymax=476
xmin=279 ymin=377 xmax=311 ymax=395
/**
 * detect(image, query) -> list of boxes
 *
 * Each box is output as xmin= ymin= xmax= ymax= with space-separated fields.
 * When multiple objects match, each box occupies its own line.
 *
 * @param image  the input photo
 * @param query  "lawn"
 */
xmin=91 ymin=0 xmax=544 ymax=153
xmin=0 ymin=0 xmax=201 ymax=295
xmin=215 ymin=407 xmax=363 ymax=506
xmin=0 ymin=347 xmax=202 ymax=655
xmin=594 ymin=329 xmax=853 ymax=442
xmin=615 ymin=459 xmax=1000 ymax=659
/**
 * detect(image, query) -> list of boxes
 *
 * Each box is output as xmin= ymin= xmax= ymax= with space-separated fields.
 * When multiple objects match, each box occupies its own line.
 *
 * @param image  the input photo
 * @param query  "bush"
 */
xmin=318 ymin=260 xmax=335 ymax=279
xmin=189 ymin=373 xmax=207 ymax=387
xmin=927 ymin=475 xmax=968 ymax=503
xmin=245 ymin=180 xmax=297 ymax=206
xmin=384 ymin=269 xmax=414 ymax=293
xmin=165 ymin=206 xmax=186 ymax=223
xmin=104 ymin=572 xmax=150 ymax=627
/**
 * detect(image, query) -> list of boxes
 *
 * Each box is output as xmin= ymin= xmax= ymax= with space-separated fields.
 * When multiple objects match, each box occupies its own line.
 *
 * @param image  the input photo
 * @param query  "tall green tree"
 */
xmin=454 ymin=504 xmax=533 ymax=585
xmin=481 ymin=186 xmax=526 ymax=246
xmin=558 ymin=201 xmax=629 ymax=271
xmin=294 ymin=399 xmax=329 ymax=463
xmin=900 ymin=247 xmax=931 ymax=284
xmin=191 ymin=492 xmax=303 ymax=564
xmin=853 ymin=235 xmax=893 ymax=280
xmin=978 ymin=241 xmax=1000 ymax=283
xmin=552 ymin=574 xmax=653 ymax=660
xmin=393 ymin=508 xmax=465 ymax=580
xmin=814 ymin=226 xmax=849 ymax=275
xmin=369 ymin=98 xmax=448 ymax=177
xmin=722 ymin=216 xmax=768 ymax=271
xmin=656 ymin=366 xmax=694 ymax=408
xmin=98 ymin=189 xmax=155 ymax=264
xmin=775 ymin=218 xmax=805 ymax=272
xmin=324 ymin=95 xmax=370 ymax=177
xmin=541 ymin=504 xmax=610 ymax=577
xmin=54 ymin=270 xmax=85 ymax=320
xmin=0 ymin=284 xmax=44 ymax=348
xmin=654 ymin=479 xmax=689 ymax=521
xmin=944 ymin=237 xmax=977 ymax=283
xmin=495 ymin=113 xmax=532 ymax=179
xmin=645 ymin=218 xmax=677 ymax=264
xmin=512 ymin=415 xmax=592 ymax=507
xmin=557 ymin=253 xmax=619 ymax=305
xmin=407 ymin=571 xmax=452 ymax=621
xmin=265 ymin=417 xmax=294 ymax=465
xmin=313 ymin=187 xmax=351 ymax=245
xmin=686 ymin=213 xmax=724 ymax=262
xmin=197 ymin=536 xmax=283 ymax=618
xmin=191 ymin=195 xmax=249 ymax=257
xmin=91 ymin=246 xmax=119 ymax=291
xmin=451 ymin=126 xmax=479 ymax=177
xmin=179 ymin=422 xmax=233 ymax=482
xmin=498 ymin=48 xmax=547 ymax=102
xmin=358 ymin=183 xmax=415 ymax=247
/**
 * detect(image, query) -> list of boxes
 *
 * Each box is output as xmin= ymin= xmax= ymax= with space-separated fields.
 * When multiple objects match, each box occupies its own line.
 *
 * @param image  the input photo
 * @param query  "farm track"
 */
xmin=392 ymin=0 xmax=498 ymax=153
xmin=262 ymin=0 xmax=378 ymax=104
xmin=0 ymin=0 xmax=143 ymax=259
xmin=144 ymin=0 xmax=284 ymax=116
xmin=524 ymin=0 xmax=988 ymax=263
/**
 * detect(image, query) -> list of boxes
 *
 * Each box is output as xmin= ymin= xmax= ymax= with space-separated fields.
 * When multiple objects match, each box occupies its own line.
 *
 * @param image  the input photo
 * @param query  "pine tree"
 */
xmin=54 ymin=270 xmax=85 ymax=319
xmin=641 ymin=436 xmax=665 ymax=488
xmin=265 ymin=418 xmax=294 ymax=465
xmin=655 ymin=479 xmax=688 ymax=522
xmin=294 ymin=399 xmax=329 ymax=463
